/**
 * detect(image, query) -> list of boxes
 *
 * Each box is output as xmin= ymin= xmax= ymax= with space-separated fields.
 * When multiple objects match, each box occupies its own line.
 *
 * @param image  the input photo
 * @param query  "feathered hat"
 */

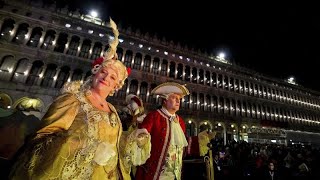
xmin=125 ymin=94 xmax=145 ymax=116
xmin=91 ymin=18 xmax=130 ymax=90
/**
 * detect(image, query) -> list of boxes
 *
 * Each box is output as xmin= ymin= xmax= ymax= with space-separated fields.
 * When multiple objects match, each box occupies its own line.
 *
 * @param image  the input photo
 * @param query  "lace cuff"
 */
xmin=93 ymin=142 xmax=116 ymax=166
xmin=126 ymin=128 xmax=151 ymax=166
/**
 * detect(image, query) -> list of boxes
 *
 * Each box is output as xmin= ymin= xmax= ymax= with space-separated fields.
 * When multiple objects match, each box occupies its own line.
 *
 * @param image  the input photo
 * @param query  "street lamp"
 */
xmin=218 ymin=52 xmax=225 ymax=59
xmin=90 ymin=10 xmax=98 ymax=18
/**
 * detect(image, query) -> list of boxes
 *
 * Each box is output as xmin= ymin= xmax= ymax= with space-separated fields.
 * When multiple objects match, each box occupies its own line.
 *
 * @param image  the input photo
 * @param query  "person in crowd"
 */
xmin=9 ymin=18 xmax=151 ymax=180
xmin=118 ymin=94 xmax=147 ymax=178
xmin=119 ymin=94 xmax=146 ymax=132
xmin=0 ymin=107 xmax=40 ymax=179
xmin=135 ymin=82 xmax=189 ymax=180
xmin=198 ymin=128 xmax=216 ymax=156
xmin=263 ymin=161 xmax=281 ymax=180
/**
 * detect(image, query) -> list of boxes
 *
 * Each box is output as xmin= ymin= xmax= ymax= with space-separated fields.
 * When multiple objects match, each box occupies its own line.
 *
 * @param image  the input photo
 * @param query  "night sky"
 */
xmin=66 ymin=0 xmax=320 ymax=92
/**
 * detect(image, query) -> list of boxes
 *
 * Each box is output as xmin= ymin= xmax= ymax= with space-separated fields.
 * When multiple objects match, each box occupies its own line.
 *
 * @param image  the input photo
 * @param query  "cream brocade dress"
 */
xmin=10 ymin=81 xmax=150 ymax=180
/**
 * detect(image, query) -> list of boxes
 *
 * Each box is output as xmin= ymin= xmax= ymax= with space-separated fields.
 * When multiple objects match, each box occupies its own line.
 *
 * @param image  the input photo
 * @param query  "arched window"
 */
xmin=0 ymin=19 xmax=15 ymax=41
xmin=184 ymin=66 xmax=190 ymax=81
xmin=67 ymin=36 xmax=80 ymax=56
xmin=79 ymin=39 xmax=91 ymax=58
xmin=55 ymin=66 xmax=70 ymax=88
xmin=71 ymin=69 xmax=83 ymax=81
xmin=12 ymin=58 xmax=30 ymax=83
xmin=141 ymin=55 xmax=150 ymax=72
xmin=13 ymin=23 xmax=29 ymax=44
xmin=205 ymin=95 xmax=211 ymax=112
xmin=124 ymin=50 xmax=133 ymax=67
xmin=205 ymin=71 xmax=210 ymax=86
xmin=182 ymin=95 xmax=190 ymax=109
xmin=41 ymin=30 xmax=56 ymax=50
xmin=151 ymin=58 xmax=160 ymax=74
xmin=41 ymin=64 xmax=56 ymax=87
xmin=0 ymin=55 xmax=15 ymax=81
xmin=169 ymin=62 xmax=175 ymax=78
xmin=192 ymin=68 xmax=197 ymax=83
xmin=27 ymin=27 xmax=43 ymax=47
xmin=91 ymin=42 xmax=102 ymax=60
xmin=177 ymin=64 xmax=183 ymax=80
xmin=54 ymin=33 xmax=68 ymax=53
xmin=129 ymin=80 xmax=138 ymax=94
xmin=199 ymin=69 xmax=204 ymax=84
xmin=116 ymin=79 xmax=127 ymax=99
xmin=116 ymin=48 xmax=123 ymax=61
xmin=140 ymin=82 xmax=148 ymax=102
xmin=160 ymin=59 xmax=168 ymax=76
xmin=26 ymin=60 xmax=44 ymax=86
xmin=133 ymin=53 xmax=142 ymax=70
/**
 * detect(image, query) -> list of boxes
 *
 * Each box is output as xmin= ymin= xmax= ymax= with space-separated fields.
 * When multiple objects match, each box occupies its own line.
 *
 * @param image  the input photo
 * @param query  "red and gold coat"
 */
xmin=135 ymin=109 xmax=186 ymax=180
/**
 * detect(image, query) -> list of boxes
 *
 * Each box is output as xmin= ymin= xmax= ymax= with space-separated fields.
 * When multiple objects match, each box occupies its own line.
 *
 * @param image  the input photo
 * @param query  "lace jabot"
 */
xmin=160 ymin=107 xmax=188 ymax=148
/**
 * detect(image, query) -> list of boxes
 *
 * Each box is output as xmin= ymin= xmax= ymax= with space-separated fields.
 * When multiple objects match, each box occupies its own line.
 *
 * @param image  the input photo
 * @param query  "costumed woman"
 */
xmin=9 ymin=18 xmax=151 ymax=180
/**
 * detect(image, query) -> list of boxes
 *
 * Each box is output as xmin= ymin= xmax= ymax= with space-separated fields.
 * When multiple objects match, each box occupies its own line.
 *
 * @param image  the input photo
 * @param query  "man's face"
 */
xmin=269 ymin=162 xmax=275 ymax=171
xmin=164 ymin=93 xmax=182 ymax=114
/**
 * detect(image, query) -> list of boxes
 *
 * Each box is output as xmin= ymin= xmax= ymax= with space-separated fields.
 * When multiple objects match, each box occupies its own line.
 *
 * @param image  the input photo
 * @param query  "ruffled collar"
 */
xmin=160 ymin=107 xmax=176 ymax=122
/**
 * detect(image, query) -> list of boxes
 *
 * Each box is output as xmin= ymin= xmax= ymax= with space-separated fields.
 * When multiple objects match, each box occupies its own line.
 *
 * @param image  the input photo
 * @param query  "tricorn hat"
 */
xmin=151 ymin=82 xmax=190 ymax=99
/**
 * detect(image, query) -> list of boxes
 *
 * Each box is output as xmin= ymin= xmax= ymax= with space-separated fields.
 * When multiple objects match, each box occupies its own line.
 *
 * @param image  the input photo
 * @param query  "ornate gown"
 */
xmin=9 ymin=81 xmax=150 ymax=180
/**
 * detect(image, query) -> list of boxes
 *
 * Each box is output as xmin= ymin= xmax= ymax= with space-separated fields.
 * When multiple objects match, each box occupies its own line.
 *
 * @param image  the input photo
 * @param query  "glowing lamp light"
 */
xmin=218 ymin=52 xmax=225 ymax=59
xmin=90 ymin=10 xmax=98 ymax=18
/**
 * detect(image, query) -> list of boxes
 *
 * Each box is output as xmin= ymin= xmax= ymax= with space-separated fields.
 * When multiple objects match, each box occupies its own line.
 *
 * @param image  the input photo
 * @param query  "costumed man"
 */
xmin=119 ymin=94 xmax=146 ymax=132
xmin=135 ymin=82 xmax=189 ymax=180
xmin=118 ymin=94 xmax=147 ymax=178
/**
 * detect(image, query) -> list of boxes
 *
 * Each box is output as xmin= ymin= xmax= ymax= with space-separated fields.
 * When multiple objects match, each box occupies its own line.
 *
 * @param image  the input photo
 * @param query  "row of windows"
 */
xmin=115 ymin=79 xmax=320 ymax=127
xmin=1 ymin=55 xmax=319 ymax=127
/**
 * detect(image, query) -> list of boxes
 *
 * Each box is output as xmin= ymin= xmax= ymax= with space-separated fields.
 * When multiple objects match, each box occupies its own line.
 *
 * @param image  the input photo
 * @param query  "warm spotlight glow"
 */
xmin=90 ymin=10 xmax=98 ymax=18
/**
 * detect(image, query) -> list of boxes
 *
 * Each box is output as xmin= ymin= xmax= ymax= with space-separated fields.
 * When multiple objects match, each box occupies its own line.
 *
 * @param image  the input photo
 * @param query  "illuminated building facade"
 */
xmin=1 ymin=0 xmax=320 ymax=145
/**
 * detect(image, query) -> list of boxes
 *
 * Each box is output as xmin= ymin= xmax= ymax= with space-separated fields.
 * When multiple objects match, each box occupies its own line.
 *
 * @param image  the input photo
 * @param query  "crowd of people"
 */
xmin=206 ymin=139 xmax=320 ymax=180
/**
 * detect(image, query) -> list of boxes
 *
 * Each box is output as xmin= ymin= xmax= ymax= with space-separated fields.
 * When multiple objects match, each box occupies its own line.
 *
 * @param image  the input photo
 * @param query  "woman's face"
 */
xmin=92 ymin=66 xmax=119 ymax=95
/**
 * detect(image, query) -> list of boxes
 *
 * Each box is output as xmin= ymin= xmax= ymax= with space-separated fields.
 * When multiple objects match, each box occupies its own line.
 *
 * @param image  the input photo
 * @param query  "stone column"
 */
xmin=121 ymin=49 xmax=127 ymax=62
xmin=196 ymin=68 xmax=199 ymax=84
xmin=50 ymin=31 xmax=60 ymax=51
xmin=146 ymin=83 xmax=150 ymax=103
xmin=150 ymin=57 xmax=154 ymax=73
xmin=131 ymin=54 xmax=135 ymax=68
xmin=67 ymin=70 xmax=74 ymax=82
xmin=36 ymin=64 xmax=47 ymax=86
xmin=89 ymin=41 xmax=95 ymax=59
xmin=126 ymin=79 xmax=131 ymax=96
xmin=137 ymin=82 xmax=141 ymax=96
xmin=182 ymin=65 xmax=186 ymax=81
xmin=63 ymin=35 xmax=72 ymax=54
xmin=140 ymin=54 xmax=146 ymax=71
xmin=24 ymin=27 xmax=33 ymax=45
xmin=51 ymin=68 xmax=61 ymax=88
xmin=174 ymin=63 xmax=178 ymax=79
xmin=37 ymin=29 xmax=46 ymax=48
xmin=9 ymin=24 xmax=19 ymax=42
xmin=76 ymin=37 xmax=84 ymax=57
